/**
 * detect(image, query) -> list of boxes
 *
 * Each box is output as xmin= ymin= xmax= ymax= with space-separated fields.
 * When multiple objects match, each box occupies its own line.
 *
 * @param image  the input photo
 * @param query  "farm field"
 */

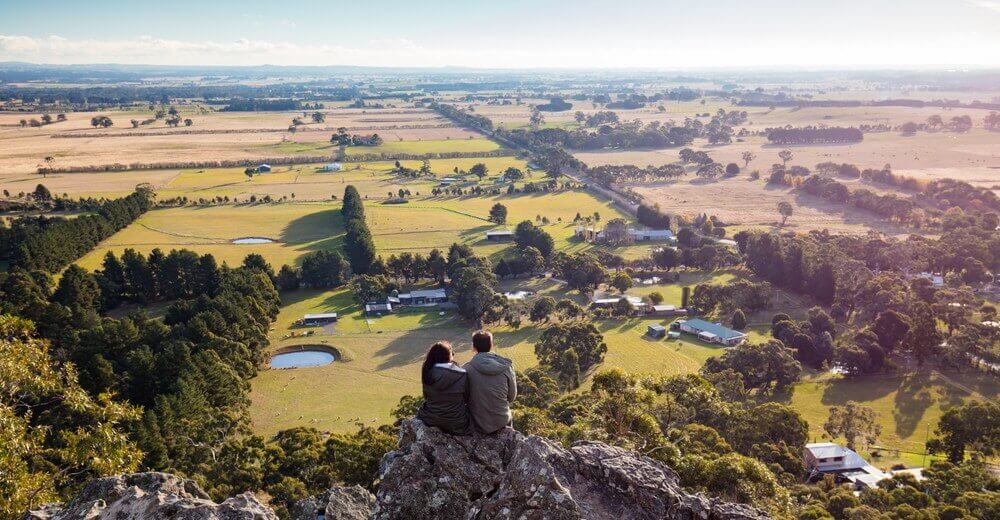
xmin=0 ymin=156 xmax=540 ymax=201
xmin=0 ymin=106 xmax=485 ymax=177
xmin=249 ymin=269 xmax=756 ymax=436
xmin=575 ymin=130 xmax=1000 ymax=191
xmin=787 ymin=371 xmax=999 ymax=468
xmin=73 ymin=186 xmax=640 ymax=271
xmin=628 ymin=175 xmax=916 ymax=236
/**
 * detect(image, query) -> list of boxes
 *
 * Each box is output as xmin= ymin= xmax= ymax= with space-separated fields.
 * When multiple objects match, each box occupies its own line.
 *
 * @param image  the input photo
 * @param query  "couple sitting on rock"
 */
xmin=416 ymin=330 xmax=516 ymax=435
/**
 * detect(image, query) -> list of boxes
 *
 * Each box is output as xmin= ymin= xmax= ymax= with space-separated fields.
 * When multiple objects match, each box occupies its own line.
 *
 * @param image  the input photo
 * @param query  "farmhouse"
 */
xmin=803 ymin=443 xmax=889 ymax=489
xmin=301 ymin=313 xmax=338 ymax=326
xmin=257 ymin=164 xmax=271 ymax=173
xmin=321 ymin=162 xmax=343 ymax=172
xmin=397 ymin=288 xmax=448 ymax=306
xmin=629 ymin=229 xmax=676 ymax=243
xmin=672 ymin=318 xmax=747 ymax=345
xmin=485 ymin=230 xmax=514 ymax=242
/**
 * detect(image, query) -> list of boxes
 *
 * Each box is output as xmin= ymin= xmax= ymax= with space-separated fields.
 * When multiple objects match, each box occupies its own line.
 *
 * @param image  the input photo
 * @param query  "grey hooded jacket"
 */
xmin=463 ymin=352 xmax=517 ymax=434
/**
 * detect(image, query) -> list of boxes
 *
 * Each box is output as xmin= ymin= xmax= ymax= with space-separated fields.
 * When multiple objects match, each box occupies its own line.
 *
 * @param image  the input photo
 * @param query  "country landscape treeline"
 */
xmin=0 ymin=187 xmax=153 ymax=272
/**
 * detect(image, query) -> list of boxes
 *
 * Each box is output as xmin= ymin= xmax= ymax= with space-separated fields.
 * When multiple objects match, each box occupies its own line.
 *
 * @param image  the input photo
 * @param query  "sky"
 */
xmin=1 ymin=0 xmax=999 ymax=69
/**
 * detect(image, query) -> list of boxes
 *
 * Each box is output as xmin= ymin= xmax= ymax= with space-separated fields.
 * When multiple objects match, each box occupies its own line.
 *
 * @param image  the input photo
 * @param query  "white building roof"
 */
xmin=806 ymin=443 xmax=850 ymax=460
xmin=399 ymin=288 xmax=447 ymax=299
xmin=303 ymin=313 xmax=338 ymax=320
xmin=629 ymin=229 xmax=675 ymax=238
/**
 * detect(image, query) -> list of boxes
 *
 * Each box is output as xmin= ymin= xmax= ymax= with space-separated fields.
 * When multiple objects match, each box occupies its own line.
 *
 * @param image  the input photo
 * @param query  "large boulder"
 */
xmin=373 ymin=419 xmax=770 ymax=520
xmin=291 ymin=485 xmax=375 ymax=520
xmin=22 ymin=472 xmax=276 ymax=520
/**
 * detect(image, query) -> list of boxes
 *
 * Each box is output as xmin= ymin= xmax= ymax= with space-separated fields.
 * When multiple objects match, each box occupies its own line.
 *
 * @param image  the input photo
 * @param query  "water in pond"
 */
xmin=270 ymin=350 xmax=336 ymax=368
xmin=232 ymin=237 xmax=274 ymax=244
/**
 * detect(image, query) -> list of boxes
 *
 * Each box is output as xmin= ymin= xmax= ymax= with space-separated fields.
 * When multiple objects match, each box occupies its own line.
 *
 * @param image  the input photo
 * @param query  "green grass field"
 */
xmin=250 ymin=269 xmax=758 ymax=436
xmin=786 ymin=371 xmax=999 ymax=467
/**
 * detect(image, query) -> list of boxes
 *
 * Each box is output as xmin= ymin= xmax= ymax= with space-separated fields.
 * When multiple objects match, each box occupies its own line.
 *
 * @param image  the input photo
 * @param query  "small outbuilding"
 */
xmin=257 ymin=164 xmax=272 ymax=173
xmin=647 ymin=324 xmax=667 ymax=338
xmin=397 ymin=288 xmax=448 ymax=306
xmin=485 ymin=230 xmax=514 ymax=242
xmin=302 ymin=313 xmax=338 ymax=326
xmin=321 ymin=162 xmax=343 ymax=172
xmin=365 ymin=302 xmax=393 ymax=316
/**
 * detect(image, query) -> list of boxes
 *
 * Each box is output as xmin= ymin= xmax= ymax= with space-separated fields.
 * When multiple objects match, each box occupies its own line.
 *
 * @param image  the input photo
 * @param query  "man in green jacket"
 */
xmin=464 ymin=330 xmax=517 ymax=434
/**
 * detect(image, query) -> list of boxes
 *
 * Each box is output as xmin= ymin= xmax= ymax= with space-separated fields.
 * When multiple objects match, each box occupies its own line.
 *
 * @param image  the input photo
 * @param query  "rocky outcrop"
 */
xmin=373 ymin=419 xmax=770 ymax=520
xmin=22 ymin=472 xmax=276 ymax=520
xmin=29 ymin=422 xmax=769 ymax=520
xmin=291 ymin=486 xmax=375 ymax=520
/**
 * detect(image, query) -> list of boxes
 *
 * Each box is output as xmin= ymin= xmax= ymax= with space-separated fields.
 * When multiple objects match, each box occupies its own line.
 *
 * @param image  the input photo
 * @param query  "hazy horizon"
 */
xmin=3 ymin=0 xmax=1000 ymax=69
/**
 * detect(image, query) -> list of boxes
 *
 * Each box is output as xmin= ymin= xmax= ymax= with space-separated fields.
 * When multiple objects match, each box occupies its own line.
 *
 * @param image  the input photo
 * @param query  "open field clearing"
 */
xmin=578 ymin=130 xmax=1000 ymax=196
xmin=788 ymin=371 xmax=999 ymax=468
xmin=0 ymin=156 xmax=541 ymax=200
xmin=71 ymin=188 xmax=639 ymax=272
xmin=0 ymin=107 xmax=481 ymax=175
xmin=628 ymin=175 xmax=915 ymax=236
xmin=75 ymin=203 xmax=345 ymax=270
xmin=250 ymin=269 xmax=759 ymax=435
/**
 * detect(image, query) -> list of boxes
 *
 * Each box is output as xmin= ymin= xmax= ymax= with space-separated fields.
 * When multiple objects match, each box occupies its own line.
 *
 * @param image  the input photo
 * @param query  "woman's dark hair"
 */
xmin=422 ymin=341 xmax=453 ymax=385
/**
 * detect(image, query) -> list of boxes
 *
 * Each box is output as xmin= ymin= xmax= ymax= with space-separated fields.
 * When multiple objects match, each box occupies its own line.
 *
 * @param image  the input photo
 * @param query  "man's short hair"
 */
xmin=472 ymin=330 xmax=493 ymax=352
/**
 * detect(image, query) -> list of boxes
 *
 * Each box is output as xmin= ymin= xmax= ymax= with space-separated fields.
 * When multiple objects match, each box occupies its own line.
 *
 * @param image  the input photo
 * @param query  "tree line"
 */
xmin=766 ymin=126 xmax=864 ymax=144
xmin=1 ymin=187 xmax=154 ymax=272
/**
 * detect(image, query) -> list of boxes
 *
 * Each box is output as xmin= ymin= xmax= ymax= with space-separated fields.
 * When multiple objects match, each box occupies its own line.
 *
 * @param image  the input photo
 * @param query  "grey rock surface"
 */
xmin=22 ymin=472 xmax=276 ymax=520
xmin=373 ymin=419 xmax=771 ymax=520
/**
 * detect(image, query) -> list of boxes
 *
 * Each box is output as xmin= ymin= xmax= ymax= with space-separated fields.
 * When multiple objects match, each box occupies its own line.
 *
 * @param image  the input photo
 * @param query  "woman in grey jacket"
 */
xmin=416 ymin=342 xmax=472 ymax=435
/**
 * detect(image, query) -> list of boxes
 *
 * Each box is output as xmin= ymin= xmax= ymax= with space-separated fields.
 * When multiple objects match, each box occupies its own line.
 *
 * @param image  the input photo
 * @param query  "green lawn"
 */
xmin=785 ymin=371 xmax=999 ymax=468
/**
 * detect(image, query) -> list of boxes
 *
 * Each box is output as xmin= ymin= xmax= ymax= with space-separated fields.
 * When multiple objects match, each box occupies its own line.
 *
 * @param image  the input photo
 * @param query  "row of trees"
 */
xmin=3 ymin=187 xmax=154 ymax=272
xmin=766 ymin=126 xmax=863 ymax=144
xmin=341 ymin=185 xmax=377 ymax=274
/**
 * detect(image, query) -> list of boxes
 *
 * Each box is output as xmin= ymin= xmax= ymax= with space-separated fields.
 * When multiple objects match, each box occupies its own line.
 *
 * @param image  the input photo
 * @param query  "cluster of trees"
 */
xmin=986 ymin=111 xmax=1000 ymax=131
xmin=0 ymin=255 xmax=287 ymax=511
xmin=735 ymin=227 xmax=999 ymax=373
xmin=341 ymin=185 xmax=377 ymax=274
xmin=430 ymin=101 xmax=494 ymax=132
xmin=513 ymin=220 xmax=555 ymax=258
xmin=494 ymin=246 xmax=545 ymax=279
xmin=16 ymin=112 xmax=66 ymax=128
xmin=221 ymin=98 xmax=302 ymax=111
xmin=535 ymin=97 xmax=572 ymax=112
xmin=497 ymin=120 xmax=698 ymax=151
xmin=587 ymin=163 xmax=686 ymax=187
xmin=2 ymin=187 xmax=154 ymax=272
xmin=94 ymin=248 xmax=232 ymax=308
xmin=330 ymin=129 xmax=384 ymax=146
xmin=575 ymin=110 xmax=619 ymax=127
xmin=89 ymin=115 xmax=114 ymax=128
xmin=636 ymin=202 xmax=672 ymax=229
xmin=689 ymin=279 xmax=772 ymax=317
xmin=766 ymin=126 xmax=863 ymax=144
xmin=799 ymin=175 xmax=918 ymax=223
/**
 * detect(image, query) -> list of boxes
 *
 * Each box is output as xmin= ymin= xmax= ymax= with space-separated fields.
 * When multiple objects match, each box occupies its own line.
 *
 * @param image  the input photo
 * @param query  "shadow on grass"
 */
xmin=280 ymin=208 xmax=346 ymax=264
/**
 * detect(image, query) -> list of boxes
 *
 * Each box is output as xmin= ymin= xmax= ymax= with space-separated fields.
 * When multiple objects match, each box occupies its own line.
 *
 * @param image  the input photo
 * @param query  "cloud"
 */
xmin=0 ymin=32 xmax=998 ymax=69
xmin=966 ymin=0 xmax=1000 ymax=13
xmin=0 ymin=34 xmax=470 ymax=67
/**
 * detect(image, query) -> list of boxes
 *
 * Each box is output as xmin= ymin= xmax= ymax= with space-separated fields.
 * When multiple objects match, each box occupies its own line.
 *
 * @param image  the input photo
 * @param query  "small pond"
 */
xmin=232 ymin=237 xmax=275 ymax=244
xmin=270 ymin=349 xmax=336 ymax=368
